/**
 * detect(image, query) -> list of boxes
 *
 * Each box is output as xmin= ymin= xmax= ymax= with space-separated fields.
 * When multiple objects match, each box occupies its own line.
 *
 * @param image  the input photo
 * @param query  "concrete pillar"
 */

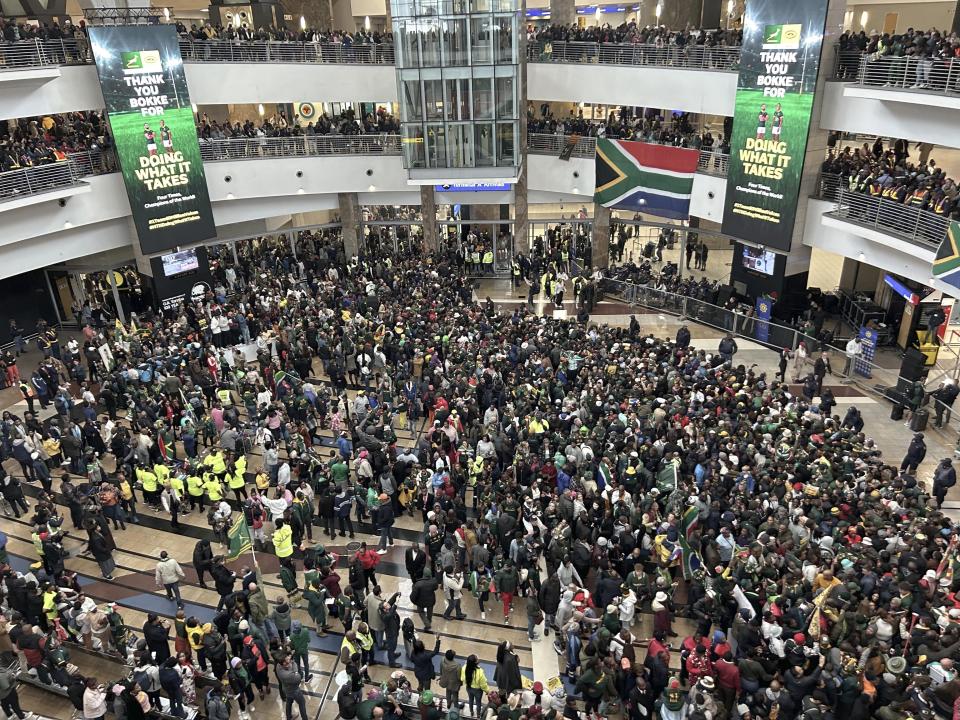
xmin=549 ymin=0 xmax=575 ymax=27
xmin=591 ymin=203 xmax=611 ymax=269
xmin=701 ymin=0 xmax=721 ymax=27
xmin=331 ymin=0 xmax=356 ymax=32
xmin=421 ymin=185 xmax=439 ymax=252
xmin=338 ymin=192 xmax=361 ymax=259
xmin=638 ymin=0 xmax=703 ymax=28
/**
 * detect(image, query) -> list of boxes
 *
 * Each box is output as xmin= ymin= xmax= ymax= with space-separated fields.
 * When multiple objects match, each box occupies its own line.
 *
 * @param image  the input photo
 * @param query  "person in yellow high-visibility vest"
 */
xmin=203 ymin=472 xmax=224 ymax=503
xmin=203 ymin=450 xmax=227 ymax=484
xmin=216 ymin=387 xmax=233 ymax=406
xmin=228 ymin=465 xmax=247 ymax=502
xmin=482 ymin=249 xmax=494 ymax=275
xmin=186 ymin=471 xmax=205 ymax=513
xmin=154 ymin=463 xmax=171 ymax=487
xmin=273 ymin=519 xmax=294 ymax=567
xmin=137 ymin=464 xmax=159 ymax=508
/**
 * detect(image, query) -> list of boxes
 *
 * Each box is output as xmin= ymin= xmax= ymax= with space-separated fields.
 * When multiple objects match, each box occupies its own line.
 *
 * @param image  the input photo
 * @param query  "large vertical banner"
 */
xmin=720 ymin=0 xmax=829 ymax=251
xmin=89 ymin=26 xmax=215 ymax=256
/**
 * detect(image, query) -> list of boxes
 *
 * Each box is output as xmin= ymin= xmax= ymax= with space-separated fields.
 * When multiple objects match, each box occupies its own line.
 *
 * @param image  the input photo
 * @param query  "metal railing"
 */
xmin=0 ymin=38 xmax=89 ymax=68
xmin=526 ymin=132 xmax=729 ymax=176
xmin=527 ymin=40 xmax=740 ymax=70
xmin=606 ymin=275 xmax=960 ymax=442
xmin=0 ymin=37 xmax=395 ymax=69
xmin=177 ymin=38 xmax=395 ymax=64
xmin=198 ymin=134 xmax=401 ymax=162
xmin=839 ymin=51 xmax=960 ymax=95
xmin=526 ymin=132 xmax=596 ymax=158
xmin=0 ymin=149 xmax=113 ymax=201
xmin=827 ymin=185 xmax=948 ymax=248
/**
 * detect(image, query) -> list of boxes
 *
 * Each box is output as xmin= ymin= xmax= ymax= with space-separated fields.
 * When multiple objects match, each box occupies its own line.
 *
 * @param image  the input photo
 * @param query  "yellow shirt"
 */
xmin=137 ymin=467 xmax=158 ymax=492
xmin=273 ymin=525 xmax=294 ymax=558
xmin=204 ymin=476 xmax=224 ymax=501
xmin=187 ymin=475 xmax=204 ymax=496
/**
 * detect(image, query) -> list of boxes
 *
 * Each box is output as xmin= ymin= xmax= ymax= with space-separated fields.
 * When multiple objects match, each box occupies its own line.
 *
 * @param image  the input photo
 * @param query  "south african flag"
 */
xmin=594 ymin=139 xmax=700 ymax=219
xmin=933 ymin=220 xmax=960 ymax=292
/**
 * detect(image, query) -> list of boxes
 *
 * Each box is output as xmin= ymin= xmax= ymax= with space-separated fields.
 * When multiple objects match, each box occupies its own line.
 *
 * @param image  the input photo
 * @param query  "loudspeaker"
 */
xmin=716 ymin=284 xmax=734 ymax=307
xmin=900 ymin=347 xmax=928 ymax=382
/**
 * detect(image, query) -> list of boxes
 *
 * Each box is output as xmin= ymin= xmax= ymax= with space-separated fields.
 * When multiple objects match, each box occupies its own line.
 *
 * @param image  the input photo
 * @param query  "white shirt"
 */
xmin=845 ymin=339 xmax=862 ymax=358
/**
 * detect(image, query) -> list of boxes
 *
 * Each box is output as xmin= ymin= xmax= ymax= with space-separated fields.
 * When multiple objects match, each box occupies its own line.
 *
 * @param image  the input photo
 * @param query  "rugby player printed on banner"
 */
xmin=89 ymin=25 xmax=216 ymax=256
xmin=720 ymin=0 xmax=830 ymax=251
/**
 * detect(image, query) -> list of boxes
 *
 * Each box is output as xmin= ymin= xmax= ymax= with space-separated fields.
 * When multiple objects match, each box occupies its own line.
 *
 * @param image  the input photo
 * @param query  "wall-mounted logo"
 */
xmin=191 ymin=281 xmax=211 ymax=303
xmin=762 ymin=24 xmax=802 ymax=49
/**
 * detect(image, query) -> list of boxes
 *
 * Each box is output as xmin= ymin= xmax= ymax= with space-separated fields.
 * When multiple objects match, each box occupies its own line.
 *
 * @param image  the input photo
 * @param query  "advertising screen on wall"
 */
xmin=89 ymin=26 xmax=215 ymax=256
xmin=720 ymin=0 xmax=829 ymax=251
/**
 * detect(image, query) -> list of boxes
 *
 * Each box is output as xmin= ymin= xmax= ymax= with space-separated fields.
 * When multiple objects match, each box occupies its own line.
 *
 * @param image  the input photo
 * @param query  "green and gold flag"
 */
xmin=226 ymin=515 xmax=252 ymax=561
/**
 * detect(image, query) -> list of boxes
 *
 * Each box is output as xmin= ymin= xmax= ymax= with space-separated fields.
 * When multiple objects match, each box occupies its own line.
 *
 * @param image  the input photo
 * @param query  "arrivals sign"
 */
xmin=720 ymin=0 xmax=829 ymax=251
xmin=89 ymin=26 xmax=215 ymax=256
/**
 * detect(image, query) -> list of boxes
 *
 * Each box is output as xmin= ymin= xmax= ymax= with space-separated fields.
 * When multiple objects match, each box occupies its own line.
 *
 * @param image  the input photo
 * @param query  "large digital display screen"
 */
xmin=720 ymin=0 xmax=830 ymax=251
xmin=89 ymin=26 xmax=216 ymax=256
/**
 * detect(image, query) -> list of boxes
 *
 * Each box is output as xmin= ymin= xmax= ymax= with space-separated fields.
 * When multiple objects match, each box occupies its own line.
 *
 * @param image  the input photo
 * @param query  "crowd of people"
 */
xmin=821 ymin=136 xmax=960 ymax=221
xmin=0 ymin=228 xmax=958 ymax=720
xmin=836 ymin=27 xmax=960 ymax=88
xmin=0 ymin=112 xmax=113 ymax=175
xmin=526 ymin=107 xmax=730 ymax=154
xmin=196 ymin=106 xmax=400 ymax=145
xmin=529 ymin=23 xmax=742 ymax=49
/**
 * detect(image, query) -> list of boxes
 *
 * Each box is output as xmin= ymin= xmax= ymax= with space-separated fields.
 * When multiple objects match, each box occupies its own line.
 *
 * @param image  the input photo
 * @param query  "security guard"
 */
xmin=203 ymin=472 xmax=224 ymax=503
xmin=273 ymin=518 xmax=294 ymax=562
xmin=511 ymin=256 xmax=521 ymax=288
xmin=137 ymin=463 xmax=159 ymax=508
xmin=186 ymin=470 xmax=206 ymax=512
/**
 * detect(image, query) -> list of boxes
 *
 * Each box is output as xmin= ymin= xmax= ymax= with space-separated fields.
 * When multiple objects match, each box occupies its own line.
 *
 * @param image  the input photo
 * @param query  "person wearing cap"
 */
xmin=375 ymin=491 xmax=395 ymax=554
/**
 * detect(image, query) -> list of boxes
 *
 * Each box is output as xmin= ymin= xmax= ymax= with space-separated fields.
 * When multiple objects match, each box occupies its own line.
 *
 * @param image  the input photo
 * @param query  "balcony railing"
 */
xmin=177 ymin=39 xmax=395 ymax=65
xmin=527 ymin=40 xmax=740 ymax=70
xmin=198 ymin=134 xmax=401 ymax=162
xmin=526 ymin=133 xmax=729 ymax=177
xmin=0 ymin=149 xmax=113 ymax=201
xmin=0 ymin=38 xmax=395 ymax=69
xmin=0 ymin=38 xmax=90 ymax=68
xmin=834 ymin=50 xmax=960 ymax=95
xmin=826 ymin=184 xmax=949 ymax=248
xmin=526 ymin=133 xmax=596 ymax=158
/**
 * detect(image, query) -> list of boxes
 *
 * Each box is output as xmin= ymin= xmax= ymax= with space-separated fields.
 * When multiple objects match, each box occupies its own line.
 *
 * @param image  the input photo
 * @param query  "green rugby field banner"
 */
xmin=720 ymin=0 xmax=830 ymax=251
xmin=89 ymin=26 xmax=215 ymax=255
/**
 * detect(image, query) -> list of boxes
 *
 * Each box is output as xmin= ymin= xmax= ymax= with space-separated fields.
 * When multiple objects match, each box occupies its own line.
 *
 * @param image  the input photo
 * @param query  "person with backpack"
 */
xmin=227 ymin=656 xmax=254 ymax=720
xmin=205 ymin=684 xmax=231 ymax=720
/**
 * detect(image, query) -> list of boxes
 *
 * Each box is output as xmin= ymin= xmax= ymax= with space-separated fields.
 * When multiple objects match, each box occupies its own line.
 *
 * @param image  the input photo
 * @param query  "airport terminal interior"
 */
xmin=7 ymin=0 xmax=960 ymax=719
